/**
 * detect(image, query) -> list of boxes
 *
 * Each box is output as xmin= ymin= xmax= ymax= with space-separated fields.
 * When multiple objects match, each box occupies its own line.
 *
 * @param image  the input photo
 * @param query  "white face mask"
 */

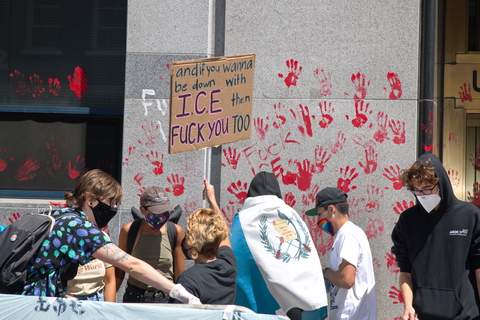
xmin=417 ymin=194 xmax=441 ymax=213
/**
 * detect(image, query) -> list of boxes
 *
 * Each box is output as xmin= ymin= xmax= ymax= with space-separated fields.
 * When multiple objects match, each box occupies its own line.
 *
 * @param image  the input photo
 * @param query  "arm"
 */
xmin=114 ymin=222 xmax=131 ymax=291
xmin=93 ymin=243 xmax=200 ymax=304
xmin=103 ymin=265 xmax=116 ymax=302
xmin=323 ymin=258 xmax=356 ymax=289
xmin=399 ymin=272 xmax=417 ymax=320
xmin=476 ymin=268 xmax=480 ymax=304
xmin=173 ymin=224 xmax=186 ymax=282
xmin=204 ymin=180 xmax=231 ymax=248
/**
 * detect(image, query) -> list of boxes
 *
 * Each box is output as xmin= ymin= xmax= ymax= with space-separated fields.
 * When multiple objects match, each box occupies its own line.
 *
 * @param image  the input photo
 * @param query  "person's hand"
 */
xmin=169 ymin=283 xmax=202 ymax=304
xmin=204 ymin=179 xmax=215 ymax=204
xmin=402 ymin=305 xmax=418 ymax=320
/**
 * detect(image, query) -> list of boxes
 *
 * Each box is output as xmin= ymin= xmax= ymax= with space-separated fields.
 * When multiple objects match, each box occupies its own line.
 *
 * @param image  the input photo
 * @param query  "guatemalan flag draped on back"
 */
xmin=230 ymin=193 xmax=328 ymax=319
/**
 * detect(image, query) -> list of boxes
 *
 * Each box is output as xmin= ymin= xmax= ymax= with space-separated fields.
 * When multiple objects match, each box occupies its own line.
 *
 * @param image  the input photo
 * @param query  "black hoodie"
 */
xmin=392 ymin=153 xmax=480 ymax=319
xmin=246 ymin=172 xmax=282 ymax=199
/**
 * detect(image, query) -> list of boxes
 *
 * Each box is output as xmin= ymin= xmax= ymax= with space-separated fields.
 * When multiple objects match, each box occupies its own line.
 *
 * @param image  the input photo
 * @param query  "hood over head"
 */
xmin=247 ymin=171 xmax=282 ymax=199
xmin=417 ymin=152 xmax=457 ymax=212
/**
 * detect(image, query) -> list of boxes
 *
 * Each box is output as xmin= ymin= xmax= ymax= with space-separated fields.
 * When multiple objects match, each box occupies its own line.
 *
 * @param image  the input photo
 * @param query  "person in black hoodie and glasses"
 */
xmin=392 ymin=153 xmax=480 ymax=320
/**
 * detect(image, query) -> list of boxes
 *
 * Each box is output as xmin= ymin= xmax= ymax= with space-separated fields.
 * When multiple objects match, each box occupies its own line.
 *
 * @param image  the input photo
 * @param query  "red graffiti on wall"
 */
xmin=393 ymin=200 xmax=415 ymax=215
xmin=133 ymin=173 xmax=144 ymax=186
xmin=389 ymin=119 xmax=406 ymax=145
xmin=165 ymin=174 xmax=186 ymax=196
xmin=278 ymin=59 xmax=303 ymax=87
xmin=317 ymin=101 xmax=334 ymax=129
xmin=290 ymin=104 xmax=313 ymax=138
xmin=337 ymin=166 xmax=358 ymax=193
xmin=388 ymin=286 xmax=404 ymax=304
xmin=254 ymin=117 xmax=269 ymax=141
xmin=313 ymin=69 xmax=332 ymax=97
xmin=221 ymin=146 xmax=241 ymax=170
xmin=459 ymin=83 xmax=473 ymax=103
xmin=15 ymin=156 xmax=40 ymax=181
xmin=67 ymin=66 xmax=88 ymax=99
xmin=385 ymin=71 xmax=402 ymax=99
xmin=302 ymin=184 xmax=320 ymax=206
xmin=146 ymin=151 xmax=164 ymax=175
xmin=284 ymin=192 xmax=297 ymax=208
xmin=468 ymin=182 xmax=480 ymax=206
xmin=221 ymin=205 xmax=237 ymax=227
xmin=183 ymin=199 xmax=200 ymax=213
xmin=66 ymin=155 xmax=85 ymax=179
xmin=348 ymin=100 xmax=372 ymax=128
xmin=447 ymin=169 xmax=460 ymax=188
xmin=330 ymin=131 xmax=346 ymax=154
xmin=8 ymin=212 xmax=21 ymax=224
xmin=0 ymin=147 xmax=14 ymax=171
xmin=272 ymin=102 xmax=287 ymax=129
xmin=383 ymin=165 xmax=404 ymax=190
xmin=227 ymin=180 xmax=249 ymax=204
xmin=366 ymin=217 xmax=385 ymax=239
xmin=385 ymin=251 xmax=400 ymax=275
xmin=313 ymin=145 xmax=331 ymax=173
xmin=350 ymin=72 xmax=370 ymax=101
xmin=365 ymin=185 xmax=384 ymax=213
xmin=373 ymin=111 xmax=390 ymax=143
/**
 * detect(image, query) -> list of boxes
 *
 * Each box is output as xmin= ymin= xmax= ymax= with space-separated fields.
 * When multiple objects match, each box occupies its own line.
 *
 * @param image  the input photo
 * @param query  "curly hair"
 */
xmin=64 ymin=169 xmax=123 ymax=208
xmin=185 ymin=208 xmax=228 ymax=257
xmin=401 ymin=159 xmax=438 ymax=190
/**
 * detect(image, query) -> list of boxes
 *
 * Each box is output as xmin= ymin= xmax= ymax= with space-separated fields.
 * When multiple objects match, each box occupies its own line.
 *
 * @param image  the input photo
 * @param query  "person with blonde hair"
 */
xmin=177 ymin=180 xmax=237 ymax=304
xmin=18 ymin=169 xmax=200 ymax=304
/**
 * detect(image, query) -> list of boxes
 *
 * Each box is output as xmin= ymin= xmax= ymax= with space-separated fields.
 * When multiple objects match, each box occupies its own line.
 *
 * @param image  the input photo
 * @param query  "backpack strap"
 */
xmin=127 ymin=218 xmax=142 ymax=254
xmin=166 ymin=221 xmax=177 ymax=280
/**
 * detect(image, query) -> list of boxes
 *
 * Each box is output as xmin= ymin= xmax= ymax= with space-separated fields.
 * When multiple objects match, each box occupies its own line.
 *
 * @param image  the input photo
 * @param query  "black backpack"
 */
xmin=0 ymin=211 xmax=73 ymax=294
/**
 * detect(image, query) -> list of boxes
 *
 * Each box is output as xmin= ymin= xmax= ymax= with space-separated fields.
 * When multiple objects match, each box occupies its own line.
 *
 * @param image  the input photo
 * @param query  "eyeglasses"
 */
xmin=410 ymin=183 xmax=437 ymax=196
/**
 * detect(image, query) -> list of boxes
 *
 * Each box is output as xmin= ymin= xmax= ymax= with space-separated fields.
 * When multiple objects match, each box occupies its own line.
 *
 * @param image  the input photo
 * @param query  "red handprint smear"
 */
xmin=337 ymin=166 xmax=358 ymax=193
xmin=49 ymin=201 xmax=67 ymax=209
xmin=393 ymin=200 xmax=415 ymax=215
xmin=385 ymin=71 xmax=402 ymax=99
xmin=221 ymin=205 xmax=237 ymax=227
xmin=358 ymin=145 xmax=378 ymax=174
xmin=468 ymin=182 xmax=480 ymax=206
xmin=165 ymin=174 xmax=186 ymax=196
xmin=349 ymin=100 xmax=372 ymax=128
xmin=227 ymin=180 xmax=249 ymax=204
xmin=389 ymin=286 xmax=404 ymax=304
xmin=67 ymin=66 xmax=88 ymax=99
xmin=447 ymin=168 xmax=460 ymax=188
xmin=66 ymin=155 xmax=85 ymax=179
xmin=313 ymin=145 xmax=331 ymax=173
xmin=313 ymin=69 xmax=332 ymax=97
xmin=459 ymin=83 xmax=473 ymax=103
xmin=351 ymin=72 xmax=370 ymax=101
xmin=221 ymin=146 xmax=241 ymax=170
xmin=383 ymin=165 xmax=404 ymax=190
xmin=347 ymin=196 xmax=363 ymax=218
xmin=136 ymin=186 xmax=146 ymax=197
xmin=365 ymin=185 xmax=384 ymax=213
xmin=254 ymin=117 xmax=269 ymax=141
xmin=389 ymin=119 xmax=406 ymax=145
xmin=183 ymin=199 xmax=200 ymax=213
xmin=8 ymin=212 xmax=21 ymax=224
xmin=290 ymin=104 xmax=313 ymax=138
xmin=29 ymin=74 xmax=45 ymax=98
xmin=278 ymin=59 xmax=303 ymax=87
xmin=385 ymin=251 xmax=400 ymax=275
xmin=45 ymin=134 xmax=64 ymax=171
xmin=124 ymin=146 xmax=137 ymax=166
xmin=272 ymin=102 xmax=287 ymax=129
xmin=366 ymin=217 xmax=385 ymax=239
xmin=295 ymin=159 xmax=314 ymax=191
xmin=0 ymin=147 xmax=14 ymax=171
xmin=373 ymin=111 xmax=390 ymax=143
xmin=330 ymin=131 xmax=346 ymax=154
xmin=420 ymin=109 xmax=434 ymax=152
xmin=15 ymin=157 xmax=40 ymax=181
xmin=470 ymin=145 xmax=480 ymax=171
xmin=139 ymin=122 xmax=160 ymax=147
xmin=284 ymin=192 xmax=297 ymax=208
xmin=302 ymin=184 xmax=320 ymax=206
xmin=317 ymin=101 xmax=334 ymax=129
xmin=317 ymin=233 xmax=334 ymax=255
xmin=146 ymin=151 xmax=164 ymax=175
xmin=448 ymin=132 xmax=459 ymax=146
xmin=133 ymin=173 xmax=144 ymax=186
xmin=9 ymin=70 xmax=27 ymax=94
xmin=48 ymin=78 xmax=61 ymax=97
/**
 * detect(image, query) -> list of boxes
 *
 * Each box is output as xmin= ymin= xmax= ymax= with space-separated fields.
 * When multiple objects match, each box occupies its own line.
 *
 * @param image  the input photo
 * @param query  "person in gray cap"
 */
xmin=115 ymin=186 xmax=185 ymax=303
xmin=305 ymin=187 xmax=377 ymax=320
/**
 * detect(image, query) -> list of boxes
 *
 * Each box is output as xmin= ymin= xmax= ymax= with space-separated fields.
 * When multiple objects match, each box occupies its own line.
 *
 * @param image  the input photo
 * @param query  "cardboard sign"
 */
xmin=169 ymin=54 xmax=255 ymax=154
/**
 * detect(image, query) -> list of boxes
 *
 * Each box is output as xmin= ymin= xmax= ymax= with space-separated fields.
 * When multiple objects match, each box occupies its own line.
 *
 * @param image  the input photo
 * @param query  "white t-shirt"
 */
xmin=328 ymin=221 xmax=377 ymax=320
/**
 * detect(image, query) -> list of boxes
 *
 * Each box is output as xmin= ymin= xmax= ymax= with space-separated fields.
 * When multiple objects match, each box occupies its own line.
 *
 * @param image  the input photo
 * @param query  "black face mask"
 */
xmin=91 ymin=201 xmax=118 ymax=229
xmin=181 ymin=238 xmax=193 ymax=260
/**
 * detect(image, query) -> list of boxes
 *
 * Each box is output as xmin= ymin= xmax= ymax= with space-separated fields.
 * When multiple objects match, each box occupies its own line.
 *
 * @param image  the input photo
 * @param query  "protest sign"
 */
xmin=169 ymin=54 xmax=255 ymax=154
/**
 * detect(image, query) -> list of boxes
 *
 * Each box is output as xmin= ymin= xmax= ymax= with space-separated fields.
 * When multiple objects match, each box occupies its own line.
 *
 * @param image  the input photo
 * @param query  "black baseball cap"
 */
xmin=305 ymin=187 xmax=348 ymax=216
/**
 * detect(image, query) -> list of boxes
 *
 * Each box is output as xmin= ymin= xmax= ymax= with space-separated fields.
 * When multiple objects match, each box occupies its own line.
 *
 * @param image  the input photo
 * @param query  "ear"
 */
xmin=85 ymin=193 xmax=96 ymax=206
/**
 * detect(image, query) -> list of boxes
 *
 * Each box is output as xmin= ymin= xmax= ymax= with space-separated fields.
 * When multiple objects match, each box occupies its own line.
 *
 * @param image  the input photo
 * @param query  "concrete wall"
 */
xmin=0 ymin=1 xmax=421 ymax=318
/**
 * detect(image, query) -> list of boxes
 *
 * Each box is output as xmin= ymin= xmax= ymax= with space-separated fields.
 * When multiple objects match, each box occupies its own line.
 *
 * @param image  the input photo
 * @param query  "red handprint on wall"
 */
xmin=48 ymin=78 xmax=61 ymax=97
xmin=272 ymin=102 xmax=287 ymax=129
xmin=15 ymin=157 xmax=40 ymax=181
xmin=330 ymin=131 xmax=346 ymax=154
xmin=254 ymin=117 xmax=269 ymax=141
xmin=45 ymin=133 xmax=64 ymax=171
xmin=447 ymin=168 xmax=460 ymax=188
xmin=183 ymin=199 xmax=200 ymax=213
xmin=386 ymin=71 xmax=402 ymax=99
xmin=8 ymin=212 xmax=21 ymax=224
xmin=227 ymin=180 xmax=249 ymax=204
xmin=470 ymin=145 xmax=480 ymax=171
xmin=146 ymin=151 xmax=164 ymax=175
xmin=29 ymin=74 xmax=46 ymax=98
xmin=385 ymin=251 xmax=400 ymax=275
xmin=349 ymin=100 xmax=372 ymax=128
xmin=66 ymin=155 xmax=85 ymax=179
xmin=302 ymin=184 xmax=320 ymax=206
xmin=389 ymin=119 xmax=406 ymax=145
xmin=365 ymin=185 xmax=384 ymax=213
xmin=358 ymin=145 xmax=378 ymax=174
xmin=459 ymin=83 xmax=473 ymax=103
xmin=337 ymin=166 xmax=358 ymax=193
xmin=366 ymin=217 xmax=385 ymax=239
xmin=388 ymin=286 xmax=404 ymax=304
xmin=0 ymin=147 xmax=14 ymax=172
xmin=278 ymin=59 xmax=303 ymax=87
xmin=383 ymin=165 xmax=404 ymax=190
xmin=313 ymin=145 xmax=331 ymax=173
xmin=347 ymin=196 xmax=363 ymax=218
xmin=165 ymin=174 xmax=186 ymax=196
xmin=468 ymin=182 xmax=480 ymax=206
xmin=221 ymin=146 xmax=241 ymax=170
xmin=290 ymin=104 xmax=313 ymax=138
xmin=9 ymin=70 xmax=27 ymax=94
xmin=221 ymin=205 xmax=237 ymax=227
xmin=393 ymin=200 xmax=415 ymax=215
xmin=373 ymin=111 xmax=389 ymax=143
xmin=317 ymin=101 xmax=334 ymax=129
xmin=290 ymin=159 xmax=314 ymax=192
xmin=140 ymin=122 xmax=160 ymax=147
xmin=351 ymin=72 xmax=370 ymax=101
xmin=284 ymin=192 xmax=297 ymax=208
xmin=67 ymin=66 xmax=88 ymax=99
xmin=313 ymin=68 xmax=332 ymax=97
